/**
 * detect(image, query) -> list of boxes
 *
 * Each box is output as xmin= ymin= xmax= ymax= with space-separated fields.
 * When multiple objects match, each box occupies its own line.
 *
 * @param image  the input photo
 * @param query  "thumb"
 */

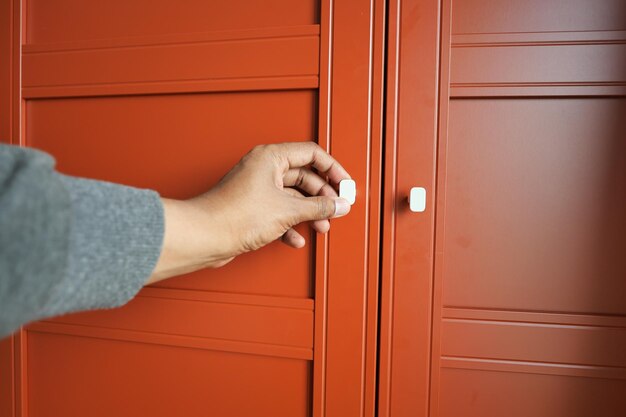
xmin=299 ymin=196 xmax=351 ymax=222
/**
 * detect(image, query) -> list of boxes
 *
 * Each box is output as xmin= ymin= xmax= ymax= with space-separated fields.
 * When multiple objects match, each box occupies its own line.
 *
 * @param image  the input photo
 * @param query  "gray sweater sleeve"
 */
xmin=0 ymin=144 xmax=164 ymax=338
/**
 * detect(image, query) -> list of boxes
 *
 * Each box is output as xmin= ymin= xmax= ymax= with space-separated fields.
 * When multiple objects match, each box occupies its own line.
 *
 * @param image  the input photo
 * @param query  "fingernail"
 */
xmin=334 ymin=198 xmax=351 ymax=217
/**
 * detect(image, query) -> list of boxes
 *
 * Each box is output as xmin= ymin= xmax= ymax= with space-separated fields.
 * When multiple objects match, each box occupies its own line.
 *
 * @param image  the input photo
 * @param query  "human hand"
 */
xmin=148 ymin=142 xmax=352 ymax=283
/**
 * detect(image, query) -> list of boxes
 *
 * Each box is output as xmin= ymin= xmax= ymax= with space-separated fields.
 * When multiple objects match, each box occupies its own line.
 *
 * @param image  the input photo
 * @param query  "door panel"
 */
xmin=22 ymin=26 xmax=319 ymax=99
xmin=444 ymin=99 xmax=626 ymax=314
xmin=21 ymin=2 xmax=319 ymax=414
xmin=378 ymin=0 xmax=442 ymax=415
xmin=452 ymin=0 xmax=626 ymax=33
xmin=28 ymin=92 xmax=315 ymax=297
xmin=439 ymin=369 xmax=626 ymax=417
xmin=1 ymin=0 xmax=385 ymax=416
xmin=380 ymin=0 xmax=626 ymax=416
xmin=27 ymin=0 xmax=318 ymax=43
xmin=27 ymin=332 xmax=310 ymax=417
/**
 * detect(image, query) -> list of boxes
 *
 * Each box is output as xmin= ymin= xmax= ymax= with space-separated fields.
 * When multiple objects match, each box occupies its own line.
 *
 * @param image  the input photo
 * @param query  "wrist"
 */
xmin=147 ymin=196 xmax=234 ymax=284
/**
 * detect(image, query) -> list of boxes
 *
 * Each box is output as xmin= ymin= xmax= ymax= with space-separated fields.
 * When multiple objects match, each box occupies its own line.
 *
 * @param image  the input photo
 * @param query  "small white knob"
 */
xmin=408 ymin=187 xmax=426 ymax=212
xmin=339 ymin=179 xmax=356 ymax=205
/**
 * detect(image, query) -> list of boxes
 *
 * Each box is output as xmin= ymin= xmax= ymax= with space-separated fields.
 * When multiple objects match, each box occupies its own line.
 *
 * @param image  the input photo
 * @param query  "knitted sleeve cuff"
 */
xmin=46 ymin=174 xmax=165 ymax=315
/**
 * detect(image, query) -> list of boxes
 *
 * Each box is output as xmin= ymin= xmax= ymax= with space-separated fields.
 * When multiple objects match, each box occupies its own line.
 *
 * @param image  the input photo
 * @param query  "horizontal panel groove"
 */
xmin=443 ymin=318 xmax=626 ymax=331
xmin=441 ymin=316 xmax=626 ymax=369
xmin=22 ymin=75 xmax=319 ymax=99
xmin=138 ymin=287 xmax=315 ymax=310
xmin=27 ymin=321 xmax=312 ymax=360
xmin=441 ymin=356 xmax=626 ymax=380
xmin=443 ymin=307 xmax=626 ymax=328
xmin=450 ymin=36 xmax=626 ymax=97
xmin=24 ymin=25 xmax=321 ymax=53
xmin=451 ymin=83 xmax=626 ymax=98
xmin=452 ymin=30 xmax=626 ymax=47
xmin=31 ymin=291 xmax=313 ymax=353
xmin=452 ymin=81 xmax=626 ymax=88
xmin=23 ymin=27 xmax=320 ymax=99
xmin=452 ymin=29 xmax=626 ymax=36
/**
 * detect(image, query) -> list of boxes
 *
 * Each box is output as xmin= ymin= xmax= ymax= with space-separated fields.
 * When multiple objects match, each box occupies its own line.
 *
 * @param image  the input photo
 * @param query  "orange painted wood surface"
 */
xmin=379 ymin=0 xmax=626 ymax=416
xmin=378 ymin=0 xmax=443 ymax=415
xmin=0 ymin=2 xmax=22 ymax=417
xmin=5 ymin=1 xmax=624 ymax=416
xmin=0 ymin=1 xmax=384 ymax=416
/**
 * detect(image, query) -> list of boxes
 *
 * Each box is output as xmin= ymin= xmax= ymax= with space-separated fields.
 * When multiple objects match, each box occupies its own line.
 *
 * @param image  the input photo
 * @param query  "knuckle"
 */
xmin=307 ymin=141 xmax=321 ymax=150
xmin=296 ymin=168 xmax=307 ymax=187
xmin=308 ymin=142 xmax=322 ymax=156
xmin=317 ymin=198 xmax=333 ymax=218
xmin=251 ymin=144 xmax=267 ymax=155
xmin=244 ymin=144 xmax=271 ymax=164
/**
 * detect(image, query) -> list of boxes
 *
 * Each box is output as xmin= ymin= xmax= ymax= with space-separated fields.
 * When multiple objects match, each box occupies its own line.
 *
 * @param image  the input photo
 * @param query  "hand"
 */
xmin=147 ymin=142 xmax=352 ymax=284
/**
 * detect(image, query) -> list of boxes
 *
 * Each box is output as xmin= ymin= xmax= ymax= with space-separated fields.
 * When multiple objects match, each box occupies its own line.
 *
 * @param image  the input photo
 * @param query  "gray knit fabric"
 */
xmin=0 ymin=144 xmax=164 ymax=337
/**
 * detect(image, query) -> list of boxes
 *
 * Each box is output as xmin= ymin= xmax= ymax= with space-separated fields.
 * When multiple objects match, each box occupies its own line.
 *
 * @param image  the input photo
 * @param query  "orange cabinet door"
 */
xmin=379 ymin=0 xmax=626 ymax=416
xmin=0 ymin=1 xmax=384 ymax=416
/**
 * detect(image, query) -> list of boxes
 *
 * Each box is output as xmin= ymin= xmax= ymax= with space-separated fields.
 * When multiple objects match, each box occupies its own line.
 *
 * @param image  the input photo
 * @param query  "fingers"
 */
xmin=282 ymin=187 xmax=331 ymax=234
xmin=269 ymin=142 xmax=351 ymax=185
xmin=283 ymin=167 xmax=338 ymax=198
xmin=314 ymin=219 xmax=331 ymax=233
xmin=299 ymin=196 xmax=351 ymax=222
xmin=284 ymin=184 xmax=351 ymax=222
xmin=275 ymin=191 xmax=309 ymax=248
xmin=281 ymin=228 xmax=306 ymax=249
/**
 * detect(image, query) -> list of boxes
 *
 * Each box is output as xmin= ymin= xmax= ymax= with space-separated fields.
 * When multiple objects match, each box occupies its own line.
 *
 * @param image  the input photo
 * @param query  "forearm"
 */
xmin=0 ymin=144 xmax=164 ymax=337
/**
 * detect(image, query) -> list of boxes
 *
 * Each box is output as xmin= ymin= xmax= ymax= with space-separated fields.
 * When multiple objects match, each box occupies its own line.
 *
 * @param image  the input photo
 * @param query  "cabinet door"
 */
xmin=379 ymin=0 xmax=626 ymax=416
xmin=0 ymin=1 xmax=384 ymax=416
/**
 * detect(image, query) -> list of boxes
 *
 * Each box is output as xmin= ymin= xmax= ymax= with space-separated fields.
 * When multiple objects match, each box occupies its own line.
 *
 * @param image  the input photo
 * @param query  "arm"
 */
xmin=0 ymin=144 xmax=163 ymax=337
xmin=0 ymin=142 xmax=350 ymax=337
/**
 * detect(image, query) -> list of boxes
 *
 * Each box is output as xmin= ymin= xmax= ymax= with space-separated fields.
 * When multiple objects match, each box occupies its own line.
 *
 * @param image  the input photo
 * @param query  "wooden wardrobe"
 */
xmin=1 ymin=1 xmax=624 ymax=416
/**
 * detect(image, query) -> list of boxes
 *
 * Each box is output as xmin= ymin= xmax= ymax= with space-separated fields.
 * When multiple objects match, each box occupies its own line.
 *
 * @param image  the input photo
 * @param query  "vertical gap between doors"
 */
xmin=374 ymin=0 xmax=390 ymax=415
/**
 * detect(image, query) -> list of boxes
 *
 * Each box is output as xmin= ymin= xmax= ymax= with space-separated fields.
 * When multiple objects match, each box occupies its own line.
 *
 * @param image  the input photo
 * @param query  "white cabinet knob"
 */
xmin=339 ymin=179 xmax=356 ymax=205
xmin=408 ymin=187 xmax=426 ymax=212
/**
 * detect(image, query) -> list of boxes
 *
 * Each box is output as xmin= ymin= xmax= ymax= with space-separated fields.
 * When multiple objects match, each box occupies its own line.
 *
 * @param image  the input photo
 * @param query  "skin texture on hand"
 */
xmin=146 ymin=142 xmax=352 ymax=284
